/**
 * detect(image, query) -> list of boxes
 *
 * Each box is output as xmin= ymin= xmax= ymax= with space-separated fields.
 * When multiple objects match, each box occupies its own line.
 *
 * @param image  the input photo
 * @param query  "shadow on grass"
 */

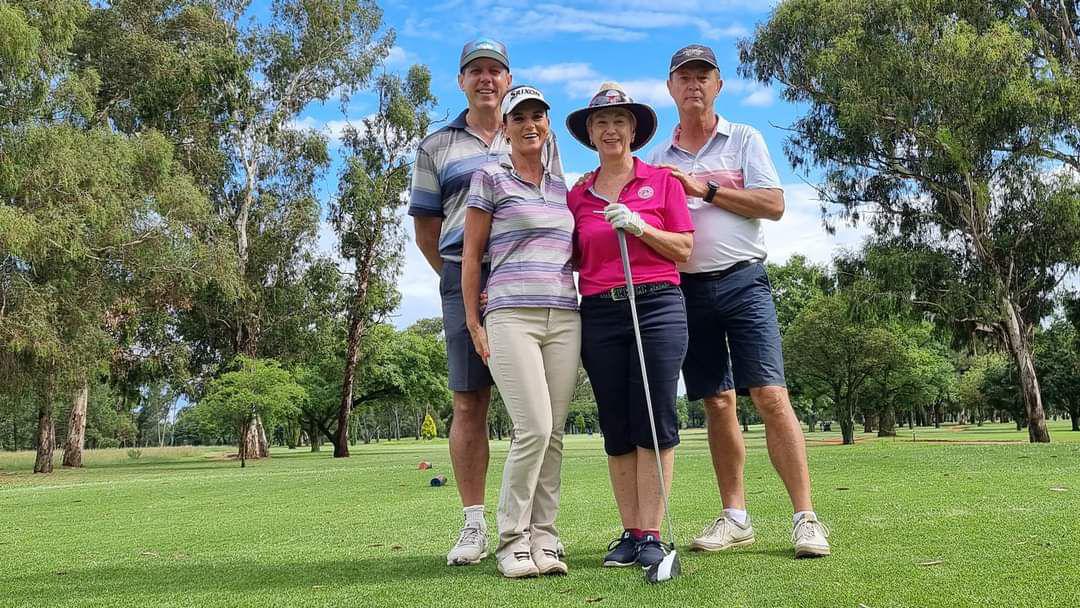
xmin=12 ymin=555 xmax=460 ymax=602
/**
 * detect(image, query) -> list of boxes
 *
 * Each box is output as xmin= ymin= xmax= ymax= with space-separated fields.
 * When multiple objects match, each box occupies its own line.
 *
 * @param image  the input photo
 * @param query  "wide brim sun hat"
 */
xmin=566 ymin=82 xmax=657 ymax=152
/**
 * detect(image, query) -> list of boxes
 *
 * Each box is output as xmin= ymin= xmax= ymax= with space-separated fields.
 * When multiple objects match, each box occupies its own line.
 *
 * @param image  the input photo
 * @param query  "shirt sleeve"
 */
xmin=742 ymin=129 xmax=783 ymax=190
xmin=662 ymin=175 xmax=695 ymax=233
xmin=407 ymin=145 xmax=444 ymax=217
xmin=465 ymin=167 xmax=496 ymax=214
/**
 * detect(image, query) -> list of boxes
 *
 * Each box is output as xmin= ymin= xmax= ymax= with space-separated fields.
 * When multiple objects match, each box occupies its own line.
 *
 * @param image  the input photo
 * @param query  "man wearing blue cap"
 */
xmin=408 ymin=38 xmax=562 ymax=567
xmin=649 ymin=44 xmax=832 ymax=558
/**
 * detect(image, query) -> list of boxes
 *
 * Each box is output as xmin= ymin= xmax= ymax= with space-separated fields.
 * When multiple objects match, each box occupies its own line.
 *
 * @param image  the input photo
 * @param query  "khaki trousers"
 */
xmin=486 ymin=307 xmax=581 ymax=558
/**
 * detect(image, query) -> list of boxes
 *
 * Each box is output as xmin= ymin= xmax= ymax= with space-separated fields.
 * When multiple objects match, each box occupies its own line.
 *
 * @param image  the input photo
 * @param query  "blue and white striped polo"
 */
xmin=408 ymin=110 xmax=563 ymax=262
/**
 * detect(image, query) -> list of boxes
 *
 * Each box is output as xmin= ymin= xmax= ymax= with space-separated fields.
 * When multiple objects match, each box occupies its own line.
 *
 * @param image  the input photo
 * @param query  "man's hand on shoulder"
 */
xmin=656 ymin=164 xmax=708 ymax=199
xmin=573 ymin=171 xmax=593 ymax=189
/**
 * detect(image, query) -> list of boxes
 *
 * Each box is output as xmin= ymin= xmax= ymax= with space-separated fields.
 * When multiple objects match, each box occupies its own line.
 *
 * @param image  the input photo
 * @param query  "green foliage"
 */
xmin=420 ymin=412 xmax=436 ymax=440
xmin=742 ymin=0 xmax=1080 ymax=441
xmin=784 ymin=293 xmax=897 ymax=443
xmin=196 ymin=357 xmax=305 ymax=444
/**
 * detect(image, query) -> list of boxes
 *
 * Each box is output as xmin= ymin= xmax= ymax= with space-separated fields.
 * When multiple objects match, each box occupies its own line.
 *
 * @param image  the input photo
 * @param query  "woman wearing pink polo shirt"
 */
xmin=565 ymin=82 xmax=693 ymax=570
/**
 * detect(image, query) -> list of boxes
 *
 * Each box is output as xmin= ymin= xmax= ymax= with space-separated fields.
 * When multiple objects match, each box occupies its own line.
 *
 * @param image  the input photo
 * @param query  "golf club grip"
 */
xmin=615 ymin=229 xmax=677 ymax=546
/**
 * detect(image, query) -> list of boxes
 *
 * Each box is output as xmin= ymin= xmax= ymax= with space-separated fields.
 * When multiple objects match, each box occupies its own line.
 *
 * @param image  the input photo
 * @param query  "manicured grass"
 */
xmin=2 ymin=421 xmax=1079 ymax=607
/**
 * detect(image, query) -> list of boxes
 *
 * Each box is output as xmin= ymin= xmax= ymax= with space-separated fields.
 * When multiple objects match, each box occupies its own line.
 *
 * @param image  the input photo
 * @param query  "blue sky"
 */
xmin=295 ymin=0 xmax=869 ymax=327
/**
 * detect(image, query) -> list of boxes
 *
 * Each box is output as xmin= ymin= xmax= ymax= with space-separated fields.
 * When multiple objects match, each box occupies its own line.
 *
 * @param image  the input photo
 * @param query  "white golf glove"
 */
xmin=603 ymin=203 xmax=646 ymax=237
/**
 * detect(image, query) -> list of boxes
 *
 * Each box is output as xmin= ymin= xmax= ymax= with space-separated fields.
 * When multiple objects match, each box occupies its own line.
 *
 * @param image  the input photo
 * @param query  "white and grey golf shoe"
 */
xmin=792 ymin=514 xmax=831 ymax=558
xmin=690 ymin=514 xmax=756 ymax=552
xmin=447 ymin=523 xmax=488 ymax=565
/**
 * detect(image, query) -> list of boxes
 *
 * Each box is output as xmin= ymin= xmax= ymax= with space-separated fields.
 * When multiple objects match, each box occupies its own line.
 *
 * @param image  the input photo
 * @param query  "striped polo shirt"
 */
xmin=466 ymin=160 xmax=577 ymax=315
xmin=647 ymin=115 xmax=783 ymax=273
xmin=408 ymin=109 xmax=563 ymax=263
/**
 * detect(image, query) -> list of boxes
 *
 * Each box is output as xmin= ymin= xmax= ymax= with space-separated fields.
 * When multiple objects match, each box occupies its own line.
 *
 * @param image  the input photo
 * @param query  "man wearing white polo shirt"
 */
xmin=648 ymin=44 xmax=831 ymax=558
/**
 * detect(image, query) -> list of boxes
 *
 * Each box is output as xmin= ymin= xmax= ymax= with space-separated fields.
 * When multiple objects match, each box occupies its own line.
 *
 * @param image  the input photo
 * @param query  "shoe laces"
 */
xmin=457 ymin=524 xmax=485 ymax=547
xmin=792 ymin=517 xmax=830 ymax=544
xmin=702 ymin=516 xmax=732 ymax=538
xmin=607 ymin=532 xmax=634 ymax=551
xmin=637 ymin=535 xmax=665 ymax=553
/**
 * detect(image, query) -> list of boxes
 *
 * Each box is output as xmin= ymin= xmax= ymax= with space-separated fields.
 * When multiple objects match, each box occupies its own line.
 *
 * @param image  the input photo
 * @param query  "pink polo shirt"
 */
xmin=569 ymin=158 xmax=694 ymax=296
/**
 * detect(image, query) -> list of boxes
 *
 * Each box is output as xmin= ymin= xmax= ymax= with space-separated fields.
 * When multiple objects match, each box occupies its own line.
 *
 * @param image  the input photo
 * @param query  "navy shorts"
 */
xmin=680 ymin=262 xmax=786 ymax=401
xmin=580 ymin=288 xmax=687 ymax=456
xmin=439 ymin=261 xmax=494 ymax=392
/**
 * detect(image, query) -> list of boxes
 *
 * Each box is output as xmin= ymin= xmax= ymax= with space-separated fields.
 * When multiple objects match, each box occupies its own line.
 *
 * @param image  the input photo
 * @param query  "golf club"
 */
xmin=615 ymin=228 xmax=681 ymax=584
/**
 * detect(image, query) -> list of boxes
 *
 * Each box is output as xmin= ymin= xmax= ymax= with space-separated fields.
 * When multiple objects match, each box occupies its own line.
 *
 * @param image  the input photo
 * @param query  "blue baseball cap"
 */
xmin=459 ymin=38 xmax=510 ymax=71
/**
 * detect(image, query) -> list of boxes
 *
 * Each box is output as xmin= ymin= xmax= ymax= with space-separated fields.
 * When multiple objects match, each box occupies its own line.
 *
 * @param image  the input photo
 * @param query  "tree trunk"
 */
xmin=34 ymin=400 xmax=55 ymax=474
xmin=999 ymin=295 xmax=1050 ymax=442
xmin=308 ymin=419 xmax=322 ymax=452
xmin=241 ymin=420 xmax=260 ymax=462
xmin=877 ymin=405 xmax=896 ymax=437
xmin=256 ymin=416 xmax=270 ymax=458
xmin=863 ymin=412 xmax=876 ymax=434
xmin=1070 ymin=406 xmax=1079 ymax=431
xmin=62 ymin=380 xmax=89 ymax=468
xmin=238 ymin=422 xmax=249 ymax=468
xmin=839 ymin=418 xmax=855 ymax=445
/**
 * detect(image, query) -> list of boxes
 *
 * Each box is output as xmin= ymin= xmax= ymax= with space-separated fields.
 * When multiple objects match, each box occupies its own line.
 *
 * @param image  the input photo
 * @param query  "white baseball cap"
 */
xmin=501 ymin=85 xmax=550 ymax=116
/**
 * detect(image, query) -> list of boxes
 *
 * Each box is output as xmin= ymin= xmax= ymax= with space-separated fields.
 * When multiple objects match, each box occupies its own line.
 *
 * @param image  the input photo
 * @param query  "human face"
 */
xmin=504 ymin=100 xmax=549 ymax=157
xmin=587 ymin=108 xmax=636 ymax=158
xmin=667 ymin=63 xmax=722 ymax=113
xmin=458 ymin=58 xmax=511 ymax=111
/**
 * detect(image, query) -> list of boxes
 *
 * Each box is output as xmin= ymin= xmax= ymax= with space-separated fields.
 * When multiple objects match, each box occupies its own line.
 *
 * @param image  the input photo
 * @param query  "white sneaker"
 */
xmin=792 ymin=514 xmax=831 ymax=558
xmin=689 ymin=515 xmax=756 ymax=552
xmin=497 ymin=550 xmax=540 ymax=578
xmin=447 ymin=523 xmax=488 ymax=565
xmin=531 ymin=547 xmax=568 ymax=576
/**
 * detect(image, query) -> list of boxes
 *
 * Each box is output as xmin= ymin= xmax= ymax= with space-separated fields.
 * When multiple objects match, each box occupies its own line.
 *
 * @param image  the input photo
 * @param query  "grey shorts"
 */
xmin=440 ymin=261 xmax=494 ymax=392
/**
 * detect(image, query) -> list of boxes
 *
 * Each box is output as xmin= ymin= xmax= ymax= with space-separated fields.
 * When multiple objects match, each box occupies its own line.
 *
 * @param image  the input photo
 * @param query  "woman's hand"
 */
xmin=468 ymin=323 xmax=490 ymax=365
xmin=603 ymin=203 xmax=646 ymax=236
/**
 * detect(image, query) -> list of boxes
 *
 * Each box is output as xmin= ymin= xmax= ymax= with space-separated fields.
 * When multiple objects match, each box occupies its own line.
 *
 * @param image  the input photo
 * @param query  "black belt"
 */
xmin=680 ymin=260 xmax=758 ymax=282
xmin=585 ymin=281 xmax=676 ymax=302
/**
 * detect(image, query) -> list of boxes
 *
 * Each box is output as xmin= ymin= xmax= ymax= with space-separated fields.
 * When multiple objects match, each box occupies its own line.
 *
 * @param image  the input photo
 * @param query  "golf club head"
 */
xmin=644 ymin=548 xmax=680 ymax=584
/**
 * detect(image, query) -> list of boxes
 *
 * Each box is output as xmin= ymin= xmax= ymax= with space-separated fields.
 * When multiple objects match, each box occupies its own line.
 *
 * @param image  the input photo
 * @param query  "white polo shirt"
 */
xmin=647 ymin=115 xmax=783 ymax=273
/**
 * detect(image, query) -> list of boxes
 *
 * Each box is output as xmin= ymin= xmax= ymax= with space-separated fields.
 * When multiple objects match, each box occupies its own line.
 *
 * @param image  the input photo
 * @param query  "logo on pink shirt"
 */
xmin=638 ymin=186 xmax=654 ymax=199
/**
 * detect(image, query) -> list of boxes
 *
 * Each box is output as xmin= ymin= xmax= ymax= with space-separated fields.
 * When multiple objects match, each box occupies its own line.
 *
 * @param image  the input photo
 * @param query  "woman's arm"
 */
xmin=639 ymin=225 xmax=693 ymax=264
xmin=462 ymin=207 xmax=493 ymax=363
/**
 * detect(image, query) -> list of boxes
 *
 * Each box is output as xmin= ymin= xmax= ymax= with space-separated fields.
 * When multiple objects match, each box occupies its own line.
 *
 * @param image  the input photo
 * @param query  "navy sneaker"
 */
xmin=602 ymin=530 xmax=638 ymax=567
xmin=636 ymin=534 xmax=668 ymax=567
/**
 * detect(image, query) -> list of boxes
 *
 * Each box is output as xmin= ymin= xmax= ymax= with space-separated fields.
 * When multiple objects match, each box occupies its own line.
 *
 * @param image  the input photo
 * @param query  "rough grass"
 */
xmin=2 ymin=421 xmax=1079 ymax=608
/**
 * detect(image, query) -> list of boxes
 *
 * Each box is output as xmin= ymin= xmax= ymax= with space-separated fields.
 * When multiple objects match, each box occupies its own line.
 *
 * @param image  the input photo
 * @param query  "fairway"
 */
xmin=3 ymin=422 xmax=1079 ymax=608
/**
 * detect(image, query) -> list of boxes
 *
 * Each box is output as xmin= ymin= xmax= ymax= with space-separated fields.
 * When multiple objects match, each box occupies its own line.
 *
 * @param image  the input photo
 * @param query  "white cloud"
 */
xmin=740 ymin=88 xmax=774 ymax=107
xmin=412 ymin=2 xmax=750 ymax=43
xmin=518 ymin=62 xmax=773 ymax=108
xmin=386 ymin=45 xmax=417 ymax=68
xmin=516 ymin=63 xmax=601 ymax=83
xmin=764 ymin=183 xmax=869 ymax=265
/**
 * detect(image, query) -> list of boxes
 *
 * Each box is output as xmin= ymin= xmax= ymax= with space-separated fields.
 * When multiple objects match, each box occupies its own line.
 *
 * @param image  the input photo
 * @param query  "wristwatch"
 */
xmin=703 ymin=180 xmax=719 ymax=203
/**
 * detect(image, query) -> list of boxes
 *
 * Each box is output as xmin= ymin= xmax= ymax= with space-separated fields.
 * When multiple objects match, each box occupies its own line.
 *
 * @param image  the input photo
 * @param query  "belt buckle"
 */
xmin=609 ymin=286 xmax=628 ymax=301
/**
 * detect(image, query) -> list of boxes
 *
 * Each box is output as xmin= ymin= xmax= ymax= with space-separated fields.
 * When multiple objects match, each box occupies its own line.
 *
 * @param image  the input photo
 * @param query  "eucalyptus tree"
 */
xmin=329 ymin=65 xmax=435 ymax=457
xmin=784 ymin=294 xmax=896 ymax=444
xmin=741 ymin=0 xmax=1080 ymax=442
xmin=1 ymin=0 xmax=232 ymax=472
xmin=196 ymin=357 xmax=305 ymax=467
xmin=1036 ymin=319 xmax=1080 ymax=430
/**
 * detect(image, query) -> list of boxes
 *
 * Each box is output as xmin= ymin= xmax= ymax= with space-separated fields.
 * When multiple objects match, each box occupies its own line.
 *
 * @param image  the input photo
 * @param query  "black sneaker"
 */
xmin=602 ymin=530 xmax=638 ymax=567
xmin=636 ymin=534 xmax=668 ymax=567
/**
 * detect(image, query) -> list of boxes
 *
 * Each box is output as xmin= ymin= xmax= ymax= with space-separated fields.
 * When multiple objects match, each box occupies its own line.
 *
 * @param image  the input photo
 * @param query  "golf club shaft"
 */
xmin=616 ymin=229 xmax=677 ymax=546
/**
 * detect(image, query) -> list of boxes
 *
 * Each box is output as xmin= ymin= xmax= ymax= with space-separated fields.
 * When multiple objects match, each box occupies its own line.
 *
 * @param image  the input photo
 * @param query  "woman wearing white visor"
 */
xmin=462 ymin=85 xmax=580 ymax=578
